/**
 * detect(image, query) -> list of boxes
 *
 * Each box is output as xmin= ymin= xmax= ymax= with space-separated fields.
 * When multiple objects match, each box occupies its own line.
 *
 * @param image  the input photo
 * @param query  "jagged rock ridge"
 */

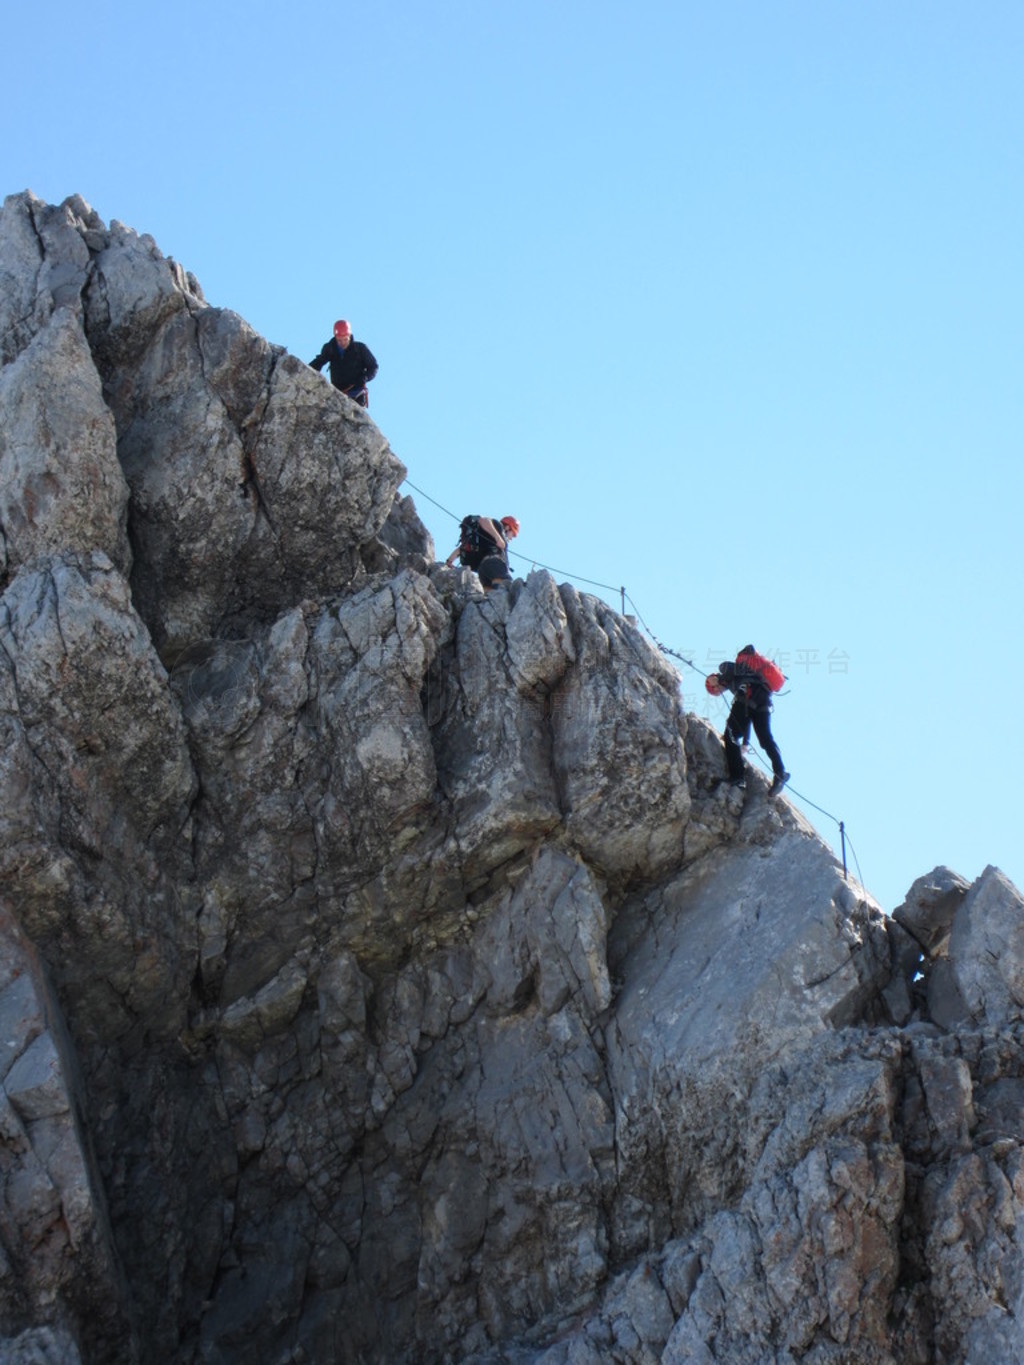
xmin=2 ymin=191 xmax=1024 ymax=1364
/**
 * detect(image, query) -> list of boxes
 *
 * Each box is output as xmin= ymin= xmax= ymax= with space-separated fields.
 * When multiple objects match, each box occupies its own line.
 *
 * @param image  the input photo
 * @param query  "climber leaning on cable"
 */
xmin=706 ymin=645 xmax=790 ymax=797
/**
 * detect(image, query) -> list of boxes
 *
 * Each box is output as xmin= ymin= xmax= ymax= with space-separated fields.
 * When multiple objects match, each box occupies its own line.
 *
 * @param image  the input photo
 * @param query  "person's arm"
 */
xmin=308 ymin=342 xmax=329 ymax=372
xmin=360 ymin=344 xmax=379 ymax=384
xmin=476 ymin=517 xmax=506 ymax=553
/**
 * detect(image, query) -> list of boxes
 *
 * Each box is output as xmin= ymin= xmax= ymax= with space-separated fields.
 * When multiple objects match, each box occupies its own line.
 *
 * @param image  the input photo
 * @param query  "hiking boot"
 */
xmin=769 ymin=770 xmax=790 ymax=797
xmin=728 ymin=776 xmax=746 ymax=789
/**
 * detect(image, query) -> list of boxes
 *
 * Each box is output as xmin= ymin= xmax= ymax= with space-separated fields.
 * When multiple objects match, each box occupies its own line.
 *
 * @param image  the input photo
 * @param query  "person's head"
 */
xmin=500 ymin=516 xmax=520 ymax=539
xmin=705 ymin=674 xmax=724 ymax=696
xmin=333 ymin=319 xmax=352 ymax=348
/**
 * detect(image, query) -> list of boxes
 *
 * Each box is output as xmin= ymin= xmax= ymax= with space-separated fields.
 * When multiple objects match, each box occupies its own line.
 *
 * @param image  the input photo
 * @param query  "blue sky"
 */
xmin=6 ymin=1 xmax=1023 ymax=912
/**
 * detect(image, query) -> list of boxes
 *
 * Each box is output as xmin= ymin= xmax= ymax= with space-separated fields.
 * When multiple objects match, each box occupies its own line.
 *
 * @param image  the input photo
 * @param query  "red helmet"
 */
xmin=500 ymin=516 xmax=520 ymax=537
xmin=705 ymin=674 xmax=724 ymax=696
xmin=333 ymin=319 xmax=352 ymax=340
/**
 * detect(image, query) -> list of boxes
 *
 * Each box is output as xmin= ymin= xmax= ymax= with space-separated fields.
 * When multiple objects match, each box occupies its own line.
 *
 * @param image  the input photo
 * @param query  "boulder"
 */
xmin=893 ymin=865 xmax=971 ymax=953
xmin=929 ymin=865 xmax=1024 ymax=1029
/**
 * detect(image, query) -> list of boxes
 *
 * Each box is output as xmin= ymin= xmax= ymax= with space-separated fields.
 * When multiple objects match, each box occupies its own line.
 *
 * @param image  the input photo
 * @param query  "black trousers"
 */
xmin=725 ymin=697 xmax=784 ymax=779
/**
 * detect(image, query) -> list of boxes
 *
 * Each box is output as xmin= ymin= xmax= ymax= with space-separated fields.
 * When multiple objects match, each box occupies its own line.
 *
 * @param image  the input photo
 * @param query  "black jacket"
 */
xmin=718 ymin=659 xmax=772 ymax=710
xmin=309 ymin=337 xmax=378 ymax=392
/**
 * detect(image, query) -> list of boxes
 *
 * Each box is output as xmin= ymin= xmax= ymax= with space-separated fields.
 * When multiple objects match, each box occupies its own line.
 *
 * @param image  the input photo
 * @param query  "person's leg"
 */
xmin=724 ymin=700 xmax=750 ymax=780
xmin=477 ymin=555 xmax=511 ymax=589
xmin=752 ymin=708 xmax=785 ymax=777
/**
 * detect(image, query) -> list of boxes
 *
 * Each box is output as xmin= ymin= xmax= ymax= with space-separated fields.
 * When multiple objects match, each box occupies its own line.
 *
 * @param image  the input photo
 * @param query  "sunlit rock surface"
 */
xmin=2 ymin=191 xmax=1023 ymax=1365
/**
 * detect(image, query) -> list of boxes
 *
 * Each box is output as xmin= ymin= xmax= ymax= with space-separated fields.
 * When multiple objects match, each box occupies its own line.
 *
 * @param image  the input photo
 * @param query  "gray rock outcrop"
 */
xmin=2 ymin=190 xmax=1023 ymax=1364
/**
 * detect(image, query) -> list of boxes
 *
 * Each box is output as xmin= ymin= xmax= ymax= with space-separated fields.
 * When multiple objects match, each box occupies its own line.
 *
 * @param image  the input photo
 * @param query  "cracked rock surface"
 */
xmin=2 ymin=192 xmax=1024 ymax=1364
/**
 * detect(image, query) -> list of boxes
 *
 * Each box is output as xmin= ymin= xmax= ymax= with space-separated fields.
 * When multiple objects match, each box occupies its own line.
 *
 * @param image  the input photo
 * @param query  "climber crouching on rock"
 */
xmin=445 ymin=515 xmax=520 ymax=590
xmin=706 ymin=645 xmax=790 ymax=797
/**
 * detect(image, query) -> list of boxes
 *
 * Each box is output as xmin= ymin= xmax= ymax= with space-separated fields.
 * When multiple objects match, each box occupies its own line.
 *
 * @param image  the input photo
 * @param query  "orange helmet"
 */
xmin=500 ymin=516 xmax=520 ymax=537
xmin=333 ymin=319 xmax=352 ymax=340
xmin=705 ymin=673 xmax=724 ymax=696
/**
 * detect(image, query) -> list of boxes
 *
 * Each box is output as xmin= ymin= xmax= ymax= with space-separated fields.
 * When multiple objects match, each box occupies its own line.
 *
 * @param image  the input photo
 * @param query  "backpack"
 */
xmin=457 ymin=515 xmax=502 ymax=571
xmin=737 ymin=648 xmax=785 ymax=693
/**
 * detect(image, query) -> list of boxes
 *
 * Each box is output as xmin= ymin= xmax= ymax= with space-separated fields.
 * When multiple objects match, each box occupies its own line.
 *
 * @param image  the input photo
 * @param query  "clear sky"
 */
xmin=6 ymin=1 xmax=1023 ymax=913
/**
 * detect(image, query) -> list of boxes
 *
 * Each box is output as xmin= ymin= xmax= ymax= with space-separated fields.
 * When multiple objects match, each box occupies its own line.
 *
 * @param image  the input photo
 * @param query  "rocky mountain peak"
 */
xmin=2 ymin=190 xmax=1024 ymax=1363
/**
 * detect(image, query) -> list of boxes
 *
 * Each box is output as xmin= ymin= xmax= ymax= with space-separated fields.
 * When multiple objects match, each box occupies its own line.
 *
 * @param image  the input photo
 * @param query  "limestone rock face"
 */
xmin=605 ymin=829 xmax=892 ymax=1259
xmin=0 ymin=913 xmax=130 ymax=1364
xmin=0 ymin=310 xmax=129 ymax=577
xmin=2 ymin=193 xmax=1024 ymax=1365
xmin=935 ymin=865 xmax=1024 ymax=1028
xmin=0 ymin=551 xmax=196 ymax=1044
xmin=551 ymin=585 xmax=689 ymax=884
xmin=0 ymin=190 xmax=412 ymax=664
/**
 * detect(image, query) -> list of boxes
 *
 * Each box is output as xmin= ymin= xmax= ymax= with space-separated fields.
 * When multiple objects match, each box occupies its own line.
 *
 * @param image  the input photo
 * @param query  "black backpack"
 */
xmin=457 ymin=515 xmax=502 ymax=571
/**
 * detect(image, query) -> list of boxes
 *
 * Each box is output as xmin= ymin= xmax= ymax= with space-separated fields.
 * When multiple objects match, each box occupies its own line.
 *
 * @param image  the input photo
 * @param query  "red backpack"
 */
xmin=737 ymin=648 xmax=785 ymax=693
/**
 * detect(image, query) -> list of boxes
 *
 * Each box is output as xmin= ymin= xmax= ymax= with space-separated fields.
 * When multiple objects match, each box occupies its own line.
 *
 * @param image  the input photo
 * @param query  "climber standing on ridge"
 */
xmin=445 ymin=515 xmax=520 ymax=589
xmin=706 ymin=645 xmax=790 ymax=796
xmin=308 ymin=320 xmax=378 ymax=406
